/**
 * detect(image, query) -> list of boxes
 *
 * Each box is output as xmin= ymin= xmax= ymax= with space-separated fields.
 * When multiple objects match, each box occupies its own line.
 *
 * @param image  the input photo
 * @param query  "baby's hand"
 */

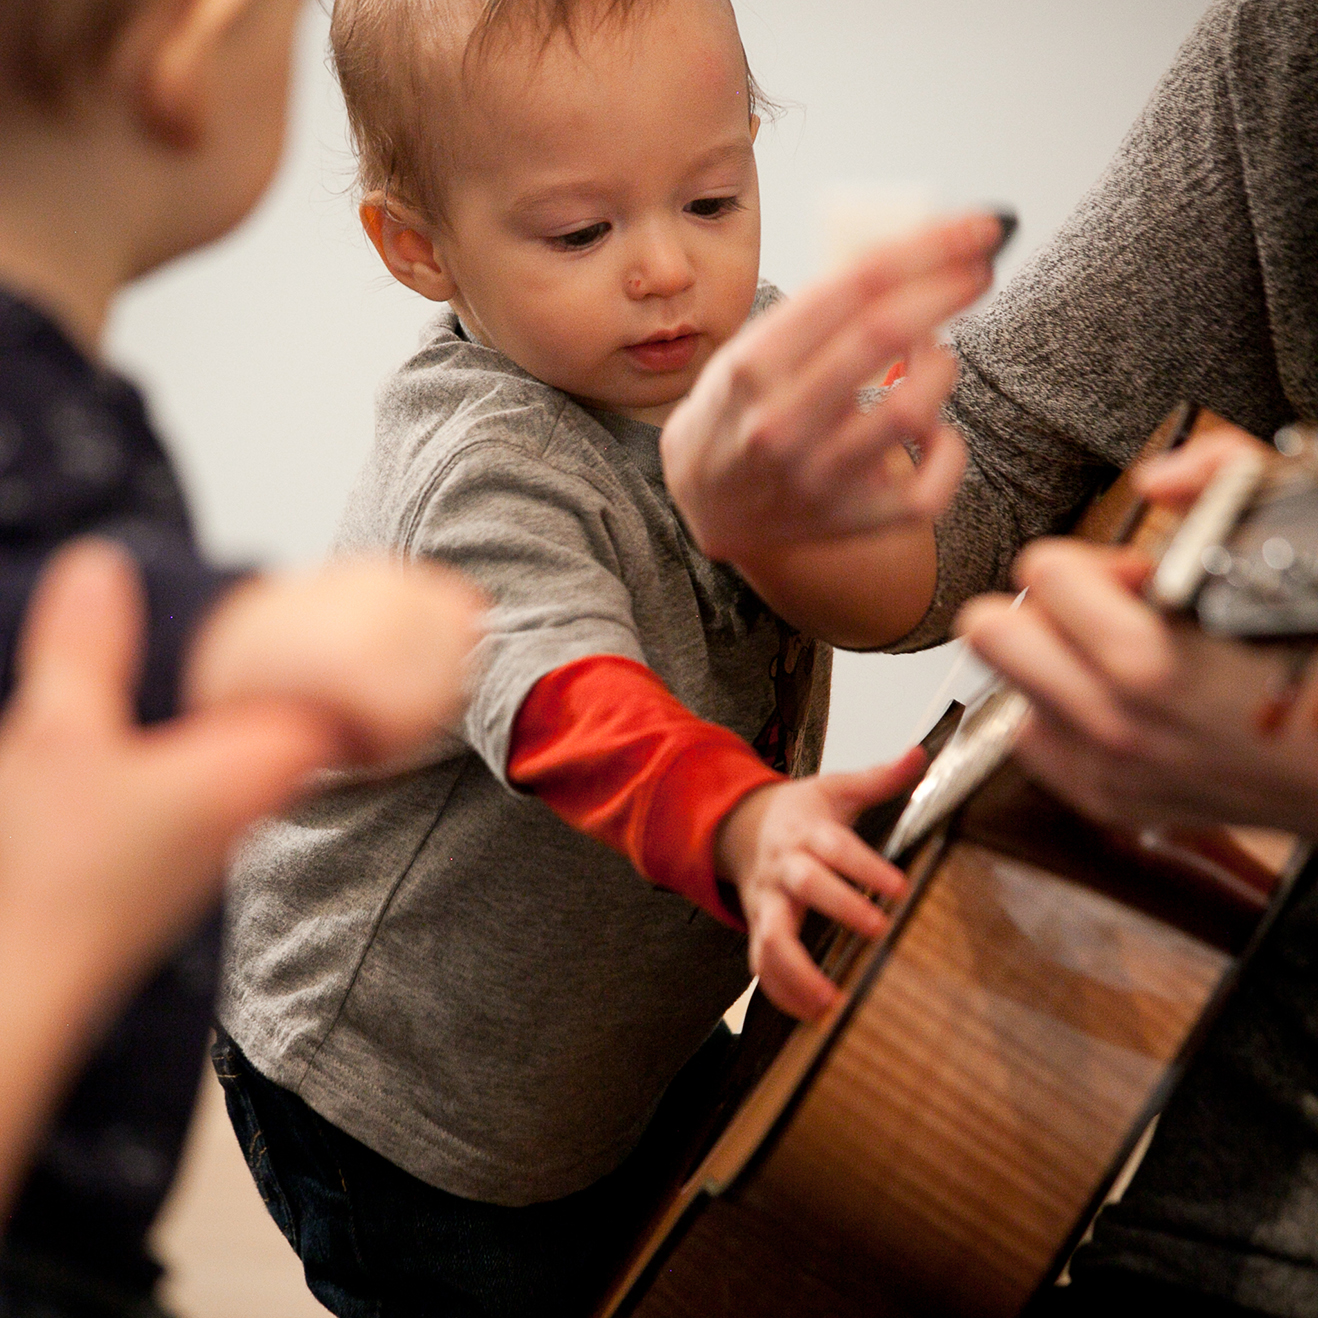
xmin=185 ymin=558 xmax=484 ymax=766
xmin=715 ymin=749 xmax=924 ymax=1021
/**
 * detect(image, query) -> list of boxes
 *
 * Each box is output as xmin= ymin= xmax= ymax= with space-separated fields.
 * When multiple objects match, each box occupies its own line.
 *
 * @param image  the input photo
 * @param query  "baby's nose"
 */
xmin=625 ymin=230 xmax=695 ymax=299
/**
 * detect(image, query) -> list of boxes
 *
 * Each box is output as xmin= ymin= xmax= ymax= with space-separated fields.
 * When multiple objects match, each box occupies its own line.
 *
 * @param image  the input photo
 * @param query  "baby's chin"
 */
xmin=571 ymin=379 xmax=696 ymax=427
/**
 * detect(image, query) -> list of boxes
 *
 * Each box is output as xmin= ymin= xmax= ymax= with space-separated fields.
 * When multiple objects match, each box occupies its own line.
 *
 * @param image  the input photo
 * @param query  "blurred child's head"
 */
xmin=0 ymin=0 xmax=304 ymax=333
xmin=340 ymin=0 xmax=766 ymax=423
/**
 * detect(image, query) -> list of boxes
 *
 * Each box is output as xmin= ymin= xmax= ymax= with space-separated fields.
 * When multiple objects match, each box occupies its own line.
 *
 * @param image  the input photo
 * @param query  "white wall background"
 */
xmin=107 ymin=0 xmax=1211 ymax=771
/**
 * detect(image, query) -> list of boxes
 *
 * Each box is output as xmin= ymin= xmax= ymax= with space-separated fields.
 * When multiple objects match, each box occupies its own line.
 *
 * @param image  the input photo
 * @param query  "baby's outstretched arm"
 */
xmin=510 ymin=655 xmax=917 ymax=1021
xmin=185 ymin=557 xmax=484 ymax=766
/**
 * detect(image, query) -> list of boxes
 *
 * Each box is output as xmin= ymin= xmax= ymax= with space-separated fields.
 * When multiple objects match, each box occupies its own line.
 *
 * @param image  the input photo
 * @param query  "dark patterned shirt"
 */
xmin=0 ymin=287 xmax=238 ymax=1309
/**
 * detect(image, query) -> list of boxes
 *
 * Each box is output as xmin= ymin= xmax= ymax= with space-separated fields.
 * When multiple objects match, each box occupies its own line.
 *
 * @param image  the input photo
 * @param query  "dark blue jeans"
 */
xmin=212 ymin=1026 xmax=734 ymax=1318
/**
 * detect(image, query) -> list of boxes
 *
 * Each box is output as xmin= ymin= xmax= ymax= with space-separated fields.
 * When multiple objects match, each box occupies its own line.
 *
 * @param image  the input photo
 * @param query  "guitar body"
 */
xmin=597 ymin=405 xmax=1303 ymax=1318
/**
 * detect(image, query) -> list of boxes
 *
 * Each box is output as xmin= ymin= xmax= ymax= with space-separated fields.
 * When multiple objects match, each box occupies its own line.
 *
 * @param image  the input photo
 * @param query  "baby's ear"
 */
xmin=359 ymin=197 xmax=458 ymax=303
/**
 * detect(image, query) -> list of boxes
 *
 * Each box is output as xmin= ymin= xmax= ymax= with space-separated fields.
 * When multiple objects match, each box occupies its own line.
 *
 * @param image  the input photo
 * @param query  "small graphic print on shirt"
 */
xmin=753 ymin=620 xmax=817 ymax=776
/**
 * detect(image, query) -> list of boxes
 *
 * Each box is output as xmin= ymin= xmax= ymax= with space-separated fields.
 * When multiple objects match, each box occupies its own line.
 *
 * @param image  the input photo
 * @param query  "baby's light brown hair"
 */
xmin=0 ymin=0 xmax=139 ymax=108
xmin=330 ymin=0 xmax=768 ymax=221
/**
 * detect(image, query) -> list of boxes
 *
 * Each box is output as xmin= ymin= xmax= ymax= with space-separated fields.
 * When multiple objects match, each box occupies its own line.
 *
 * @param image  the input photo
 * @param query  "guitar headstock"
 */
xmin=1193 ymin=424 xmax=1318 ymax=639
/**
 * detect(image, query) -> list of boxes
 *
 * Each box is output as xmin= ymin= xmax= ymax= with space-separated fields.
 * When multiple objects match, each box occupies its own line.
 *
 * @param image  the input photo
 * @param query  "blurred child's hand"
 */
xmin=185 ymin=558 xmax=484 ymax=766
xmin=0 ymin=540 xmax=340 ymax=1206
xmin=715 ymin=748 xmax=924 ymax=1021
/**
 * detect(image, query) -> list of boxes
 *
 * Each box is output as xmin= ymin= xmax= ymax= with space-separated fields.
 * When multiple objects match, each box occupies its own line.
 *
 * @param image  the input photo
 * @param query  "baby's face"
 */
xmin=433 ymin=0 xmax=761 ymax=424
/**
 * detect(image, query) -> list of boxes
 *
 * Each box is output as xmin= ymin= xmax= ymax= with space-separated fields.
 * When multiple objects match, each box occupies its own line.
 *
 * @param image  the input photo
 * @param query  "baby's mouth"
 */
xmin=624 ymin=330 xmax=699 ymax=373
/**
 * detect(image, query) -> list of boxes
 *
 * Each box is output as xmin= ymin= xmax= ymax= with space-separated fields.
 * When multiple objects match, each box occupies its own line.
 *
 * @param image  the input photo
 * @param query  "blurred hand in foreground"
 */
xmin=0 ymin=541 xmax=343 ymax=1209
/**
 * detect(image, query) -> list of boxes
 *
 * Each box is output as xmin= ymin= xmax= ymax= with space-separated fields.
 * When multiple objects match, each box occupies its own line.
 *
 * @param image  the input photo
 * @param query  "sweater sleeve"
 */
xmin=508 ymin=654 xmax=784 ymax=928
xmin=900 ymin=0 xmax=1304 ymax=651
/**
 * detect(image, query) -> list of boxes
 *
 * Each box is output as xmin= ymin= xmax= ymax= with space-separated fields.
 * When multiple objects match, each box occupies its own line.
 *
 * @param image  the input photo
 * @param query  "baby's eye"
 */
xmin=551 ymin=222 xmax=610 ymax=251
xmin=687 ymin=196 xmax=743 ymax=219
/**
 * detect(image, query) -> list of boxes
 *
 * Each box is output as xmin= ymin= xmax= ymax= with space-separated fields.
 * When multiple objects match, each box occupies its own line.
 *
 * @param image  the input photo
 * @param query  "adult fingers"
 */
xmin=903 ymin=423 xmax=969 ymax=519
xmin=956 ymin=594 xmax=1134 ymax=750
xmin=830 ymin=423 xmax=966 ymax=531
xmin=1135 ymin=425 xmax=1270 ymax=506
xmin=883 ymin=341 xmax=959 ymax=438
xmin=811 ymin=345 xmax=963 ymax=519
xmin=763 ymin=265 xmax=990 ymax=446
xmin=750 ymin=893 xmax=842 ymax=1021
xmin=1013 ymin=541 xmax=1174 ymax=701
xmin=1010 ymin=707 xmax=1184 ymax=830
xmin=743 ymin=213 xmax=1003 ymax=379
xmin=12 ymin=539 xmax=145 ymax=731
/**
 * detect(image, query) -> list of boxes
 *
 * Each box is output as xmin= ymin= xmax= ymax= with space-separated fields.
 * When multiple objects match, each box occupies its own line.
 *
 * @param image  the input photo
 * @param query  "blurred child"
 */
xmin=0 ymin=2 xmax=480 ymax=1313
xmin=218 ymin=0 xmax=1002 ymax=1311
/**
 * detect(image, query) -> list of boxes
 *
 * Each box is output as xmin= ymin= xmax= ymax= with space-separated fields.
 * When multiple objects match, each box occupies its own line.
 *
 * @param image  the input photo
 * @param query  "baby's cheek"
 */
xmin=713 ymin=270 xmax=762 ymax=347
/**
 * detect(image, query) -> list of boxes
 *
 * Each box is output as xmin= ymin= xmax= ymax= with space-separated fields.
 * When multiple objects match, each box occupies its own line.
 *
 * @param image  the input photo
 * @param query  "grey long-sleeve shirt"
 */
xmin=919 ymin=2 xmax=1318 ymax=1312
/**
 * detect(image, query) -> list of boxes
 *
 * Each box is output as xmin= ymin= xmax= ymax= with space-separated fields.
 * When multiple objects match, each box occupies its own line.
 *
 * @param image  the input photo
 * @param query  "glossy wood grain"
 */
xmin=598 ymin=408 xmax=1301 ymax=1318
xmin=601 ymin=836 xmax=1236 ymax=1318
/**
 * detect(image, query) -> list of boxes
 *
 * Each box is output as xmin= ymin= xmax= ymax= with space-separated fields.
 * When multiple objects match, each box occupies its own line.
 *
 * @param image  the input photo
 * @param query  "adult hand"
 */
xmin=957 ymin=536 xmax=1318 ymax=836
xmin=0 ymin=540 xmax=338 ymax=1209
xmin=661 ymin=214 xmax=1005 ymax=560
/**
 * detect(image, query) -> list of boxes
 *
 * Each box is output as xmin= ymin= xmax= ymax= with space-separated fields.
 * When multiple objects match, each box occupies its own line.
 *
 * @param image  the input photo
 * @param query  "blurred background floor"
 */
xmin=151 ymin=1066 xmax=329 ymax=1318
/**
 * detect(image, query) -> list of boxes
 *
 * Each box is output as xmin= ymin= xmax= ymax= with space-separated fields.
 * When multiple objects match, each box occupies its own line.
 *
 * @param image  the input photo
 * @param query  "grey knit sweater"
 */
xmin=906 ymin=0 xmax=1318 ymax=652
xmin=920 ymin=1 xmax=1318 ymax=1312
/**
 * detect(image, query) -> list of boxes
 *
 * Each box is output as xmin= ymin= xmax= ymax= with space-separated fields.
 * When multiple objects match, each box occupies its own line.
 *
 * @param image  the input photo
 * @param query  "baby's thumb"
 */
xmin=823 ymin=746 xmax=926 ymax=819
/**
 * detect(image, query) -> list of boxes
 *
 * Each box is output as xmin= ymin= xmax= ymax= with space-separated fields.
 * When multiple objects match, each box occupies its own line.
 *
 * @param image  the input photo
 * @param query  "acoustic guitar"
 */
xmin=594 ymin=404 xmax=1315 ymax=1318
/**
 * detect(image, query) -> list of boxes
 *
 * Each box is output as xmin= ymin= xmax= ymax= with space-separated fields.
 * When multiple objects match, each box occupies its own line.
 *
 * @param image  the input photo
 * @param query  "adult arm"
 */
xmin=730 ymin=478 xmax=937 ymax=650
xmin=0 ymin=543 xmax=335 ymax=1213
xmin=906 ymin=0 xmax=1315 ymax=648
xmin=669 ymin=2 xmax=1316 ymax=650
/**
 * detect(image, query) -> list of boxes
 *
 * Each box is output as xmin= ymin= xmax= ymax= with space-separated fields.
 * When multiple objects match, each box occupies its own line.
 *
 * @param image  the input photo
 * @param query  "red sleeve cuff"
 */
xmin=509 ymin=655 xmax=783 ymax=928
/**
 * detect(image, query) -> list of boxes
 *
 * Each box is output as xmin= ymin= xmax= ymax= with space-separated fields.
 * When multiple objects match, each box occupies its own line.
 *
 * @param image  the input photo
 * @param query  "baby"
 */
xmin=217 ymin=0 xmax=995 ymax=1311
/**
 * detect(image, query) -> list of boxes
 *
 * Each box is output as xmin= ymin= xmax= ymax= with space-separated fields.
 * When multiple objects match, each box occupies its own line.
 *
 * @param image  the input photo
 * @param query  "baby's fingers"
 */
xmin=784 ymin=851 xmax=891 ymax=937
xmin=821 ymin=746 xmax=927 ymax=818
xmin=751 ymin=893 xmax=843 ymax=1021
xmin=808 ymin=822 xmax=907 ymax=904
